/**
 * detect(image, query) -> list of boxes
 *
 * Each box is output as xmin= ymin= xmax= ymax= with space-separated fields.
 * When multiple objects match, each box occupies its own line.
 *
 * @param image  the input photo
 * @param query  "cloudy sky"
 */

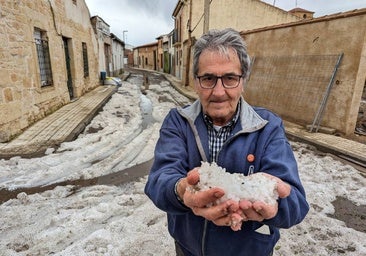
xmin=84 ymin=0 xmax=366 ymax=47
xmin=84 ymin=0 xmax=177 ymax=47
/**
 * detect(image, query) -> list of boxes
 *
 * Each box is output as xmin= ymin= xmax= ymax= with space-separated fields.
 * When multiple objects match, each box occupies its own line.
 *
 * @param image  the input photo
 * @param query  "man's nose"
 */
xmin=212 ymin=78 xmax=226 ymax=94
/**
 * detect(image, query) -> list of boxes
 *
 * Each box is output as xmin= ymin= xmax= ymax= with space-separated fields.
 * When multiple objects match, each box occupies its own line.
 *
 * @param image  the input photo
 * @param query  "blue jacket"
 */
xmin=145 ymin=98 xmax=309 ymax=256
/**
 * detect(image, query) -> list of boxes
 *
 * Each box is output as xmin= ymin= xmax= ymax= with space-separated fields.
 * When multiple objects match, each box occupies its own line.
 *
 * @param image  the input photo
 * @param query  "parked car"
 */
xmin=104 ymin=77 xmax=122 ymax=86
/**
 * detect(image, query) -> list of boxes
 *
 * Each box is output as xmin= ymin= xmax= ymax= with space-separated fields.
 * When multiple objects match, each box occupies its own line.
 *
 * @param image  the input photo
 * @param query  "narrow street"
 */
xmin=0 ymin=70 xmax=365 ymax=255
xmin=0 ymin=69 xmax=192 ymax=202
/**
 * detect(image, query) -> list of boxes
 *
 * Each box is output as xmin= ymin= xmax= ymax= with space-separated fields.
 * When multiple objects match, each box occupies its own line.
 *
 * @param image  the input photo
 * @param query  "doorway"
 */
xmin=63 ymin=37 xmax=74 ymax=100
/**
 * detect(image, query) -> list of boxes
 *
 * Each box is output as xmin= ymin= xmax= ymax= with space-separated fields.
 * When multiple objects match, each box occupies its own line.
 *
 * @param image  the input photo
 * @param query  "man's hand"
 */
xmin=176 ymin=170 xmax=291 ymax=229
xmin=176 ymin=169 xmax=239 ymax=227
xmin=238 ymin=174 xmax=291 ymax=221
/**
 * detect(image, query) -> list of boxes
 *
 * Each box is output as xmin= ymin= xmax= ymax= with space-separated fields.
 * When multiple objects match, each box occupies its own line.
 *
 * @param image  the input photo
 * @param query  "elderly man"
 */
xmin=145 ymin=28 xmax=309 ymax=256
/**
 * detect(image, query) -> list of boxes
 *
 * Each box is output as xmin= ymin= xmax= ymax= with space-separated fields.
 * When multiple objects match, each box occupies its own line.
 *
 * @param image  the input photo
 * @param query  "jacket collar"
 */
xmin=178 ymin=97 xmax=268 ymax=133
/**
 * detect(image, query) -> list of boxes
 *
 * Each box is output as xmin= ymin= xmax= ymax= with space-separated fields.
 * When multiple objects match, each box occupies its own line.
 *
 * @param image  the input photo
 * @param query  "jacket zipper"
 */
xmin=201 ymin=220 xmax=208 ymax=256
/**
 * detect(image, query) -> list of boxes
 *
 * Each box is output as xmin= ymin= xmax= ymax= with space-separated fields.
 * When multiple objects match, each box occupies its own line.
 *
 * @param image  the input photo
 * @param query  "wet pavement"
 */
xmin=0 ymin=159 xmax=153 ymax=204
xmin=328 ymin=196 xmax=366 ymax=233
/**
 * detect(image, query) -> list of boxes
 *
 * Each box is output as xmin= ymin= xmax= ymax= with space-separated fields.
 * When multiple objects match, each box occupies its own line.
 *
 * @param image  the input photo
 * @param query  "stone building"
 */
xmin=0 ymin=0 xmax=100 ymax=142
xmin=124 ymin=44 xmax=134 ymax=67
xmin=90 ymin=16 xmax=125 ymax=79
xmin=111 ymin=33 xmax=125 ymax=76
xmin=90 ymin=15 xmax=112 ymax=77
xmin=172 ymin=0 xmax=301 ymax=86
xmin=156 ymin=34 xmax=170 ymax=73
xmin=133 ymin=42 xmax=158 ymax=71
xmin=289 ymin=7 xmax=314 ymax=19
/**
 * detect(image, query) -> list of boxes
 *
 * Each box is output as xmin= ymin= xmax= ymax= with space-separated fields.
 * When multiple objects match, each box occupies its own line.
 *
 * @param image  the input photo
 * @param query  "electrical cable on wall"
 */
xmin=48 ymin=0 xmax=62 ymax=36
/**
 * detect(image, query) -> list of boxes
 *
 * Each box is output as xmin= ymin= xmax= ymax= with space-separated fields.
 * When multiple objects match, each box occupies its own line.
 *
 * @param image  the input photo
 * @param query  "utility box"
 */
xmin=100 ymin=71 xmax=107 ymax=84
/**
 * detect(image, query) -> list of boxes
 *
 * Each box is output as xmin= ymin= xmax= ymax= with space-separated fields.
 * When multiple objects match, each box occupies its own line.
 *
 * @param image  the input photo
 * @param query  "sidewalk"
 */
xmin=284 ymin=121 xmax=366 ymax=168
xmin=0 ymin=85 xmax=117 ymax=159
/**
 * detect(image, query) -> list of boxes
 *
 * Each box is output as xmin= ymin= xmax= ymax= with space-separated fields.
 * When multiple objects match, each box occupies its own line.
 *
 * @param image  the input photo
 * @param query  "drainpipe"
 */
xmin=185 ymin=0 xmax=193 ymax=87
xmin=203 ymin=0 xmax=210 ymax=33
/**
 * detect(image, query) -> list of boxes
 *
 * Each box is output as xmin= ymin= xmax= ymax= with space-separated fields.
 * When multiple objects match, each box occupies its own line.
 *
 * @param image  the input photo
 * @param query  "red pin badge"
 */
xmin=247 ymin=154 xmax=255 ymax=162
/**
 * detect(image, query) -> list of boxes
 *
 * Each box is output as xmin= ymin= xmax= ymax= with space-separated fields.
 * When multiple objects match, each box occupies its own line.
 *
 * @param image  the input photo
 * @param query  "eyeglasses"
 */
xmin=196 ymin=74 xmax=243 ymax=89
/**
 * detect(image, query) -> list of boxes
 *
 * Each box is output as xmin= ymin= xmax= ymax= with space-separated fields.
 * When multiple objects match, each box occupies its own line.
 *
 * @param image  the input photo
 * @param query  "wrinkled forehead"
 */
xmin=200 ymin=46 xmax=238 ymax=61
xmin=197 ymin=48 xmax=241 ymax=73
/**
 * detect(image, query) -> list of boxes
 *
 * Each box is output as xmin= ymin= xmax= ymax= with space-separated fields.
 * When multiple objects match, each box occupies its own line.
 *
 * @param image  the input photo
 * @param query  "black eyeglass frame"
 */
xmin=195 ymin=74 xmax=243 ymax=89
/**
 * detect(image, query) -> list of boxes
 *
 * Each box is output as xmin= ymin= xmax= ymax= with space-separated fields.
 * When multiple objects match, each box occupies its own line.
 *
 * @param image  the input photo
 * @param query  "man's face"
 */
xmin=195 ymin=48 xmax=243 ymax=126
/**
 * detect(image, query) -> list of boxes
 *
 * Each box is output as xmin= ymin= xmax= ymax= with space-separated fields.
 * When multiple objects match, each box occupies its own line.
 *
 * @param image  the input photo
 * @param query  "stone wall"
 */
xmin=243 ymin=9 xmax=366 ymax=136
xmin=0 ymin=0 xmax=99 ymax=142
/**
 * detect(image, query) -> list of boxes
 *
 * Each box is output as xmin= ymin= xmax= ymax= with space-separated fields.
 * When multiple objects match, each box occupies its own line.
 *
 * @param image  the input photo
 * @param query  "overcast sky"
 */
xmin=84 ymin=0 xmax=176 ymax=47
xmin=84 ymin=0 xmax=366 ymax=47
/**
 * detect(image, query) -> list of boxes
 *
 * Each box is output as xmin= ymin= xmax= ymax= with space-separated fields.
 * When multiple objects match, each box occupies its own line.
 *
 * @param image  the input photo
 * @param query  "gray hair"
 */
xmin=193 ymin=28 xmax=251 ymax=80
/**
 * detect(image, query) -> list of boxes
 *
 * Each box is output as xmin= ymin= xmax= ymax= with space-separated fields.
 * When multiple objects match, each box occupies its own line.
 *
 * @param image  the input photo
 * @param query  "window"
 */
xmin=82 ymin=42 xmax=89 ymax=77
xmin=34 ymin=28 xmax=53 ymax=87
